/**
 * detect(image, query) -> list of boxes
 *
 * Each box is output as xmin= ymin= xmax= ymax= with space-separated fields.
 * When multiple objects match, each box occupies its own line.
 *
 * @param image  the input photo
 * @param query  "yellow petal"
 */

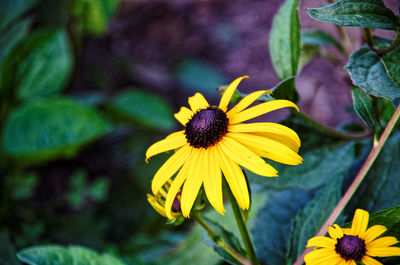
xmin=203 ymin=147 xmax=225 ymax=215
xmin=219 ymin=136 xmax=278 ymax=177
xmin=216 ymin=143 xmax=250 ymax=210
xmin=219 ymin=75 xmax=249 ymax=112
xmin=146 ymin=131 xmax=187 ymax=162
xmin=367 ymin=236 xmax=399 ymax=248
xmin=151 ymin=144 xmax=192 ymax=194
xmin=226 ymin=89 xmax=270 ymax=116
xmin=228 ymin=122 xmax=301 ymax=152
xmin=164 ymin=160 xmax=191 ymax=219
xmin=188 ymin=93 xmax=209 ymax=112
xmin=306 ymin=236 xmax=336 ymax=249
xmin=341 ymin=228 xmax=351 ymax=235
xmin=228 ymin=99 xmax=299 ymax=124
xmin=227 ymin=132 xmax=303 ymax=165
xmin=328 ymin=224 xmax=344 ymax=240
xmin=346 ymin=260 xmax=356 ymax=265
xmin=174 ymin=107 xmax=193 ymax=126
xmin=361 ymin=255 xmax=383 ymax=265
xmin=366 ymin=246 xmax=400 ymax=257
xmin=364 ymin=225 xmax=387 ymax=244
xmin=304 ymin=248 xmax=339 ymax=264
xmin=147 ymin=194 xmax=167 ymax=217
xmin=180 ymin=148 xmax=204 ymax=217
xmin=350 ymin=209 xmax=369 ymax=237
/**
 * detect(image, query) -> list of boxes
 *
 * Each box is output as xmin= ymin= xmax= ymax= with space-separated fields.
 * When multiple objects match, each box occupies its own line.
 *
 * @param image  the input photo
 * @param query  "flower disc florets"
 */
xmin=335 ymin=235 xmax=366 ymax=261
xmin=185 ymin=106 xmax=229 ymax=148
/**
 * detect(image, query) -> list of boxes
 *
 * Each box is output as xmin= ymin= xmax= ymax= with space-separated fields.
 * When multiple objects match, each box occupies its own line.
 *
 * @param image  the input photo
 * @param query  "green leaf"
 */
xmin=269 ymin=0 xmax=301 ymax=79
xmin=251 ymin=189 xmax=312 ymax=265
xmin=246 ymin=142 xmax=356 ymax=190
xmin=2 ymin=98 xmax=111 ymax=164
xmin=307 ymin=0 xmax=398 ymax=30
xmin=202 ymin=217 xmax=246 ymax=265
xmin=17 ymin=245 xmax=126 ymax=265
xmin=287 ymin=175 xmax=343 ymax=263
xmin=109 ymin=90 xmax=175 ymax=131
xmin=1 ymin=28 xmax=73 ymax=100
xmin=174 ymin=59 xmax=226 ymax=97
xmin=345 ymin=41 xmax=400 ymax=101
xmin=270 ymin=76 xmax=299 ymax=102
xmin=0 ymin=0 xmax=38 ymax=31
xmin=351 ymin=86 xmax=381 ymax=134
xmin=347 ymin=133 xmax=400 ymax=213
xmin=72 ymin=0 xmax=120 ymax=36
xmin=0 ymin=19 xmax=30 ymax=70
xmin=301 ymin=29 xmax=345 ymax=54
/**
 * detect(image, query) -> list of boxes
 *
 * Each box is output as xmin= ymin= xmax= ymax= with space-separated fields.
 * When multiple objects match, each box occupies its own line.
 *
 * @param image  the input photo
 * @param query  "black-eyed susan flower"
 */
xmin=146 ymin=76 xmax=302 ymax=219
xmin=305 ymin=209 xmax=400 ymax=265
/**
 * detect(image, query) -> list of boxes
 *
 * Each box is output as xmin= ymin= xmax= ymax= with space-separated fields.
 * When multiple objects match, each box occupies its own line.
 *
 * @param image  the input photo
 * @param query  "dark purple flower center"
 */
xmin=335 ymin=235 xmax=366 ymax=261
xmin=185 ymin=107 xmax=228 ymax=148
xmin=172 ymin=191 xmax=182 ymax=213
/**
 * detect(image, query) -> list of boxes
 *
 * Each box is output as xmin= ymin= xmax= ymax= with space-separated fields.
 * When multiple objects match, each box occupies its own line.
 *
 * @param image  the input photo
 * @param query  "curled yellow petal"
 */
xmin=219 ymin=75 xmax=249 ymax=112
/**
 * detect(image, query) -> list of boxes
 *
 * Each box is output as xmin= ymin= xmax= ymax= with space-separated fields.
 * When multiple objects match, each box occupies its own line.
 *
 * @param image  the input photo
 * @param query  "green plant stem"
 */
xmin=293 ymin=103 xmax=400 ymax=265
xmin=193 ymin=213 xmax=251 ymax=265
xmin=226 ymin=185 xmax=260 ymax=265
xmin=363 ymin=28 xmax=400 ymax=55
xmin=293 ymin=110 xmax=370 ymax=140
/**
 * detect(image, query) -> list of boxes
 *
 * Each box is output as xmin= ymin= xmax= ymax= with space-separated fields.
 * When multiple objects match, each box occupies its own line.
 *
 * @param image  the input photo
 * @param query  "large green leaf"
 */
xmin=287 ymin=175 xmax=343 ymax=263
xmin=346 ymin=133 xmax=400 ymax=213
xmin=269 ymin=0 xmax=300 ymax=79
xmin=17 ymin=245 xmax=125 ymax=265
xmin=72 ymin=0 xmax=120 ymax=36
xmin=351 ymin=86 xmax=381 ymax=134
xmin=247 ymin=142 xmax=356 ymax=190
xmin=0 ymin=19 xmax=30 ymax=70
xmin=2 ymin=98 xmax=111 ymax=164
xmin=251 ymin=189 xmax=311 ymax=265
xmin=0 ymin=0 xmax=38 ymax=31
xmin=345 ymin=42 xmax=400 ymax=101
xmin=109 ymin=90 xmax=175 ymax=131
xmin=307 ymin=0 xmax=398 ymax=30
xmin=1 ymin=28 xmax=73 ymax=100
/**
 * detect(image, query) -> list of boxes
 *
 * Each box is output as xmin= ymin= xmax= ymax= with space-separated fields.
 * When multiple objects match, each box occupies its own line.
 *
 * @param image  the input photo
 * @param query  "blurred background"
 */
xmin=0 ymin=0 xmax=398 ymax=264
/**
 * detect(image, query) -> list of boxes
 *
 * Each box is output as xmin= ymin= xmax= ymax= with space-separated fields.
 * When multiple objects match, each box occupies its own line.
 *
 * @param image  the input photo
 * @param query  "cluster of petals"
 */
xmin=305 ymin=209 xmax=400 ymax=265
xmin=146 ymin=76 xmax=302 ymax=219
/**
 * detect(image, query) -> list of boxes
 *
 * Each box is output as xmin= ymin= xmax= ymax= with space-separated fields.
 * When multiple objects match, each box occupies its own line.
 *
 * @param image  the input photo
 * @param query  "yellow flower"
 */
xmin=305 ymin=209 xmax=400 ymax=265
xmin=147 ymin=179 xmax=182 ymax=218
xmin=146 ymin=76 xmax=302 ymax=219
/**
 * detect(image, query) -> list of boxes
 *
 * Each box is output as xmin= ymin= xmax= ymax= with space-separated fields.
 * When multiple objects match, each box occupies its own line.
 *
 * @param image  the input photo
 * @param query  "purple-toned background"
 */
xmin=74 ymin=0 xmax=399 ymax=127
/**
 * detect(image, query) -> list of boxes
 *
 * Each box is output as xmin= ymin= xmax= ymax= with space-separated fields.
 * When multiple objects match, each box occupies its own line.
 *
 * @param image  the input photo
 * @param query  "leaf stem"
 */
xmin=293 ymin=103 xmax=400 ymax=265
xmin=193 ymin=213 xmax=251 ymax=265
xmin=293 ymin=110 xmax=370 ymax=140
xmin=363 ymin=28 xmax=400 ymax=55
xmin=225 ymin=183 xmax=260 ymax=265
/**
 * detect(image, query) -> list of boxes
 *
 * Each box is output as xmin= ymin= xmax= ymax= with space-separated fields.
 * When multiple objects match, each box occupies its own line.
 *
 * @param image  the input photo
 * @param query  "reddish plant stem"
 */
xmin=293 ymin=103 xmax=400 ymax=265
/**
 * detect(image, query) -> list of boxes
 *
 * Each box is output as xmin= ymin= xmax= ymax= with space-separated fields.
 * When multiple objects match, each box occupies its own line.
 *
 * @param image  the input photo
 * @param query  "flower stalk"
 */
xmin=193 ymin=213 xmax=251 ymax=265
xmin=293 ymin=103 xmax=400 ymax=265
xmin=363 ymin=28 xmax=400 ymax=55
xmin=226 ymin=180 xmax=261 ymax=265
